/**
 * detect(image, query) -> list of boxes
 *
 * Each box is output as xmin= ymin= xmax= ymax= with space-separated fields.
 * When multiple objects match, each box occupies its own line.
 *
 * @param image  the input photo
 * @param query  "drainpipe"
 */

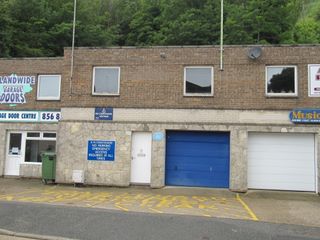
xmin=220 ymin=0 xmax=224 ymax=71
xmin=69 ymin=0 xmax=77 ymax=95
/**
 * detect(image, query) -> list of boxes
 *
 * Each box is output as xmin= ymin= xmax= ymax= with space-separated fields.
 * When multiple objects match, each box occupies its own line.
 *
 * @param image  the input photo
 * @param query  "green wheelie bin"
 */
xmin=41 ymin=152 xmax=56 ymax=184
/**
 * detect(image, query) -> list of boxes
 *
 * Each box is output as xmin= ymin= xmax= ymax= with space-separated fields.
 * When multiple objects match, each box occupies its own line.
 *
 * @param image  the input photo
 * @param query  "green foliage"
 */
xmin=0 ymin=0 xmax=319 ymax=57
xmin=0 ymin=0 xmax=13 ymax=57
xmin=225 ymin=0 xmax=301 ymax=44
xmin=156 ymin=1 xmax=220 ymax=45
xmin=293 ymin=18 xmax=320 ymax=43
xmin=289 ymin=0 xmax=320 ymax=44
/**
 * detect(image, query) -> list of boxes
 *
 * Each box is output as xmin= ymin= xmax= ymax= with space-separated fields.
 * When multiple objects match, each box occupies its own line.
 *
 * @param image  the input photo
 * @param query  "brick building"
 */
xmin=0 ymin=45 xmax=319 ymax=192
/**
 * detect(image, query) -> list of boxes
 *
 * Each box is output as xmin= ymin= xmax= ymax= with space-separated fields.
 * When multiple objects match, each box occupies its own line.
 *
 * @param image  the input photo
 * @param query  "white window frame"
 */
xmin=37 ymin=75 xmax=61 ymax=100
xmin=265 ymin=65 xmax=298 ymax=97
xmin=308 ymin=64 xmax=320 ymax=97
xmin=92 ymin=66 xmax=121 ymax=96
xmin=184 ymin=66 xmax=214 ymax=97
xmin=24 ymin=131 xmax=57 ymax=164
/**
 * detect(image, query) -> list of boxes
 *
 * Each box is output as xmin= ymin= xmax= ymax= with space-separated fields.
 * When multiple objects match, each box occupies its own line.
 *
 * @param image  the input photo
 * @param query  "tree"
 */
xmin=0 ymin=0 xmax=12 ymax=57
xmin=155 ymin=0 xmax=220 ymax=45
xmin=293 ymin=18 xmax=320 ymax=43
xmin=224 ymin=0 xmax=301 ymax=44
xmin=0 ymin=0 xmax=318 ymax=57
xmin=126 ymin=0 xmax=162 ymax=46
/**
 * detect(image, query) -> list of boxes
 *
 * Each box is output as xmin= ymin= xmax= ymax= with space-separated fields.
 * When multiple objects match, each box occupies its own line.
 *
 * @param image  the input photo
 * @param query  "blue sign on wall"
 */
xmin=290 ymin=109 xmax=320 ymax=123
xmin=87 ymin=140 xmax=115 ymax=161
xmin=153 ymin=132 xmax=164 ymax=141
xmin=95 ymin=107 xmax=113 ymax=120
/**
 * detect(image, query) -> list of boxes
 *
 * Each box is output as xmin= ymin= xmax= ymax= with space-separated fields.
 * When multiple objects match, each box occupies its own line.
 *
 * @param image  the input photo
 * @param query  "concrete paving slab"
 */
xmin=0 ymin=228 xmax=76 ymax=240
xmin=241 ymin=190 xmax=320 ymax=227
xmin=0 ymin=235 xmax=29 ymax=240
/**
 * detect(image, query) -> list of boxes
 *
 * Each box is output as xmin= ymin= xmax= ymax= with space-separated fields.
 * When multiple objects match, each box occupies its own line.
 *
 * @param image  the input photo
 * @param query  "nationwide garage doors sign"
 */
xmin=0 ymin=74 xmax=35 ymax=104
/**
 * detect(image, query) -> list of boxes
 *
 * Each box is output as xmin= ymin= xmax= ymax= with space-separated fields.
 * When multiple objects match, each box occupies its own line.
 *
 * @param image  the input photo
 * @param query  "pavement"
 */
xmin=0 ymin=178 xmax=319 ymax=239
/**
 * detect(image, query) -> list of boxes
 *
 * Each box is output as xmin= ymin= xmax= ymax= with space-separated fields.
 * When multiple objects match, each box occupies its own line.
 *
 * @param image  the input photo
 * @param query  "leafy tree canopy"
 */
xmin=0 ymin=0 xmax=318 ymax=57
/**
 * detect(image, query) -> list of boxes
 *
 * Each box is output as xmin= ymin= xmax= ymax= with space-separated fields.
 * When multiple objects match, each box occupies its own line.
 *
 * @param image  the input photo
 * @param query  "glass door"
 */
xmin=5 ymin=132 xmax=25 ymax=175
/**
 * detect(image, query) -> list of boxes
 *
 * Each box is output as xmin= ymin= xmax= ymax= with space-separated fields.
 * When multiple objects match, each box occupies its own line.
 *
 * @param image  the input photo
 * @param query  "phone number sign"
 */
xmin=87 ymin=140 xmax=115 ymax=161
xmin=40 ymin=112 xmax=61 ymax=122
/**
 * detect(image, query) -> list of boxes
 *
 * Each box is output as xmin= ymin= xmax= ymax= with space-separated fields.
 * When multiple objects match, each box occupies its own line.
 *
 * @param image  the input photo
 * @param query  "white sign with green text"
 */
xmin=0 ymin=74 xmax=35 ymax=104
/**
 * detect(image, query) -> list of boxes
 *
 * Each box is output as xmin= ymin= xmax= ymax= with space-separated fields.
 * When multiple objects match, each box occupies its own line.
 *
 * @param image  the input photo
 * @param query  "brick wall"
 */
xmin=1 ymin=45 xmax=320 ymax=110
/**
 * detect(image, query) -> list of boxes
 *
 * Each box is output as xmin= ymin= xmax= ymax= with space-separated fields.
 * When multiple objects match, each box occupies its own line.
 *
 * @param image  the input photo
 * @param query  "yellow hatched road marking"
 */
xmin=236 ymin=194 xmax=259 ymax=221
xmin=0 ymin=186 xmax=258 ymax=221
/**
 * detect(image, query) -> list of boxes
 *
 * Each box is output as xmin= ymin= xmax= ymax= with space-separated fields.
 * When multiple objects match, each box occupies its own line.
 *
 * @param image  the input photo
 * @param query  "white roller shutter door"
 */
xmin=248 ymin=133 xmax=316 ymax=191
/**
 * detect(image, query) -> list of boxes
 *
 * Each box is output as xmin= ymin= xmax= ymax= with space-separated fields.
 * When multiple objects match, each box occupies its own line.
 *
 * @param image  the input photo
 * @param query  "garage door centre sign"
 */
xmin=0 ymin=110 xmax=61 ymax=123
xmin=0 ymin=74 xmax=35 ymax=104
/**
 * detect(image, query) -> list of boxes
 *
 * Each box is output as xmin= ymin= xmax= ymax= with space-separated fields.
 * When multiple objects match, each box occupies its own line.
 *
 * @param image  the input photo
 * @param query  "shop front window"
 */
xmin=25 ymin=140 xmax=56 ymax=163
xmin=23 ymin=132 xmax=57 ymax=163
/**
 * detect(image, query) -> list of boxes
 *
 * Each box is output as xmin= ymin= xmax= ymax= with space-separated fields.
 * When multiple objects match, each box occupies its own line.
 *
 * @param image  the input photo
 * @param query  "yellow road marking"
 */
xmin=2 ymin=189 xmax=38 ymax=197
xmin=140 ymin=196 xmax=155 ymax=207
xmin=236 ymin=194 xmax=258 ymax=221
xmin=0 ymin=186 xmax=258 ymax=221
xmin=115 ymin=204 xmax=129 ymax=212
xmin=202 ymin=214 xmax=211 ymax=217
xmin=0 ymin=195 xmax=14 ymax=201
xmin=149 ymin=208 xmax=163 ymax=213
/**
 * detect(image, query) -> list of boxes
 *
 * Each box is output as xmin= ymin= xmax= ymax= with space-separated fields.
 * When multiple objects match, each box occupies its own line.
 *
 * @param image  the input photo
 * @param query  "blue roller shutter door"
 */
xmin=165 ymin=131 xmax=230 ymax=188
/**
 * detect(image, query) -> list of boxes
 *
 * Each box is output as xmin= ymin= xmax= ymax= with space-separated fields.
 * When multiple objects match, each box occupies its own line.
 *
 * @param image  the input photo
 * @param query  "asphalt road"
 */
xmin=0 ymin=201 xmax=319 ymax=240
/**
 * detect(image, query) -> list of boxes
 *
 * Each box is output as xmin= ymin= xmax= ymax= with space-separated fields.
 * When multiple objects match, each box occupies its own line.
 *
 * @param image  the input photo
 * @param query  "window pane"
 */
xmin=186 ymin=68 xmax=212 ymax=94
xmin=27 ymin=132 xmax=40 ymax=138
xmin=267 ymin=67 xmax=295 ymax=94
xmin=43 ymin=133 xmax=56 ymax=138
xmin=25 ymin=140 xmax=56 ymax=163
xmin=94 ymin=68 xmax=119 ymax=94
xmin=9 ymin=133 xmax=22 ymax=155
xmin=38 ymin=75 xmax=60 ymax=99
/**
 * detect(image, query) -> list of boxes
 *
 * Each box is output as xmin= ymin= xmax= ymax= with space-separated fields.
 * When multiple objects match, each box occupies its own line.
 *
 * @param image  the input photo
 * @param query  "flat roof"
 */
xmin=64 ymin=44 xmax=320 ymax=50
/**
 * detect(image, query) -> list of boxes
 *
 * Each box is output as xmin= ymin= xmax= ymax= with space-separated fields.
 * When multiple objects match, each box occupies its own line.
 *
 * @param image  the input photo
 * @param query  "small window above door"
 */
xmin=27 ymin=132 xmax=40 ymax=138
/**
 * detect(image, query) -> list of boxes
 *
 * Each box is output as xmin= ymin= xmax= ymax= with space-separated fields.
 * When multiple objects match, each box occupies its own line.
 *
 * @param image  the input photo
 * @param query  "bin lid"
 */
xmin=41 ymin=151 xmax=56 ymax=156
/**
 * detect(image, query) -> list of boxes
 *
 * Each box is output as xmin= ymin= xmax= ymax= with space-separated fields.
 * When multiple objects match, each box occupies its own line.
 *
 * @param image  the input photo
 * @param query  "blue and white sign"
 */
xmin=95 ymin=107 xmax=113 ymax=120
xmin=39 ymin=111 xmax=62 ymax=122
xmin=290 ymin=109 xmax=320 ymax=123
xmin=153 ymin=132 xmax=164 ymax=141
xmin=87 ymin=140 xmax=115 ymax=161
xmin=0 ymin=110 xmax=61 ymax=123
xmin=0 ymin=74 xmax=36 ymax=104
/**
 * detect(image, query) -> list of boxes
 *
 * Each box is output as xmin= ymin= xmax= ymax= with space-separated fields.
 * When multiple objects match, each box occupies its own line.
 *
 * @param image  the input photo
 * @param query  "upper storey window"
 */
xmin=266 ymin=66 xmax=297 ymax=97
xmin=92 ymin=67 xmax=120 ymax=95
xmin=184 ymin=66 xmax=213 ymax=96
xmin=37 ymin=75 xmax=61 ymax=100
